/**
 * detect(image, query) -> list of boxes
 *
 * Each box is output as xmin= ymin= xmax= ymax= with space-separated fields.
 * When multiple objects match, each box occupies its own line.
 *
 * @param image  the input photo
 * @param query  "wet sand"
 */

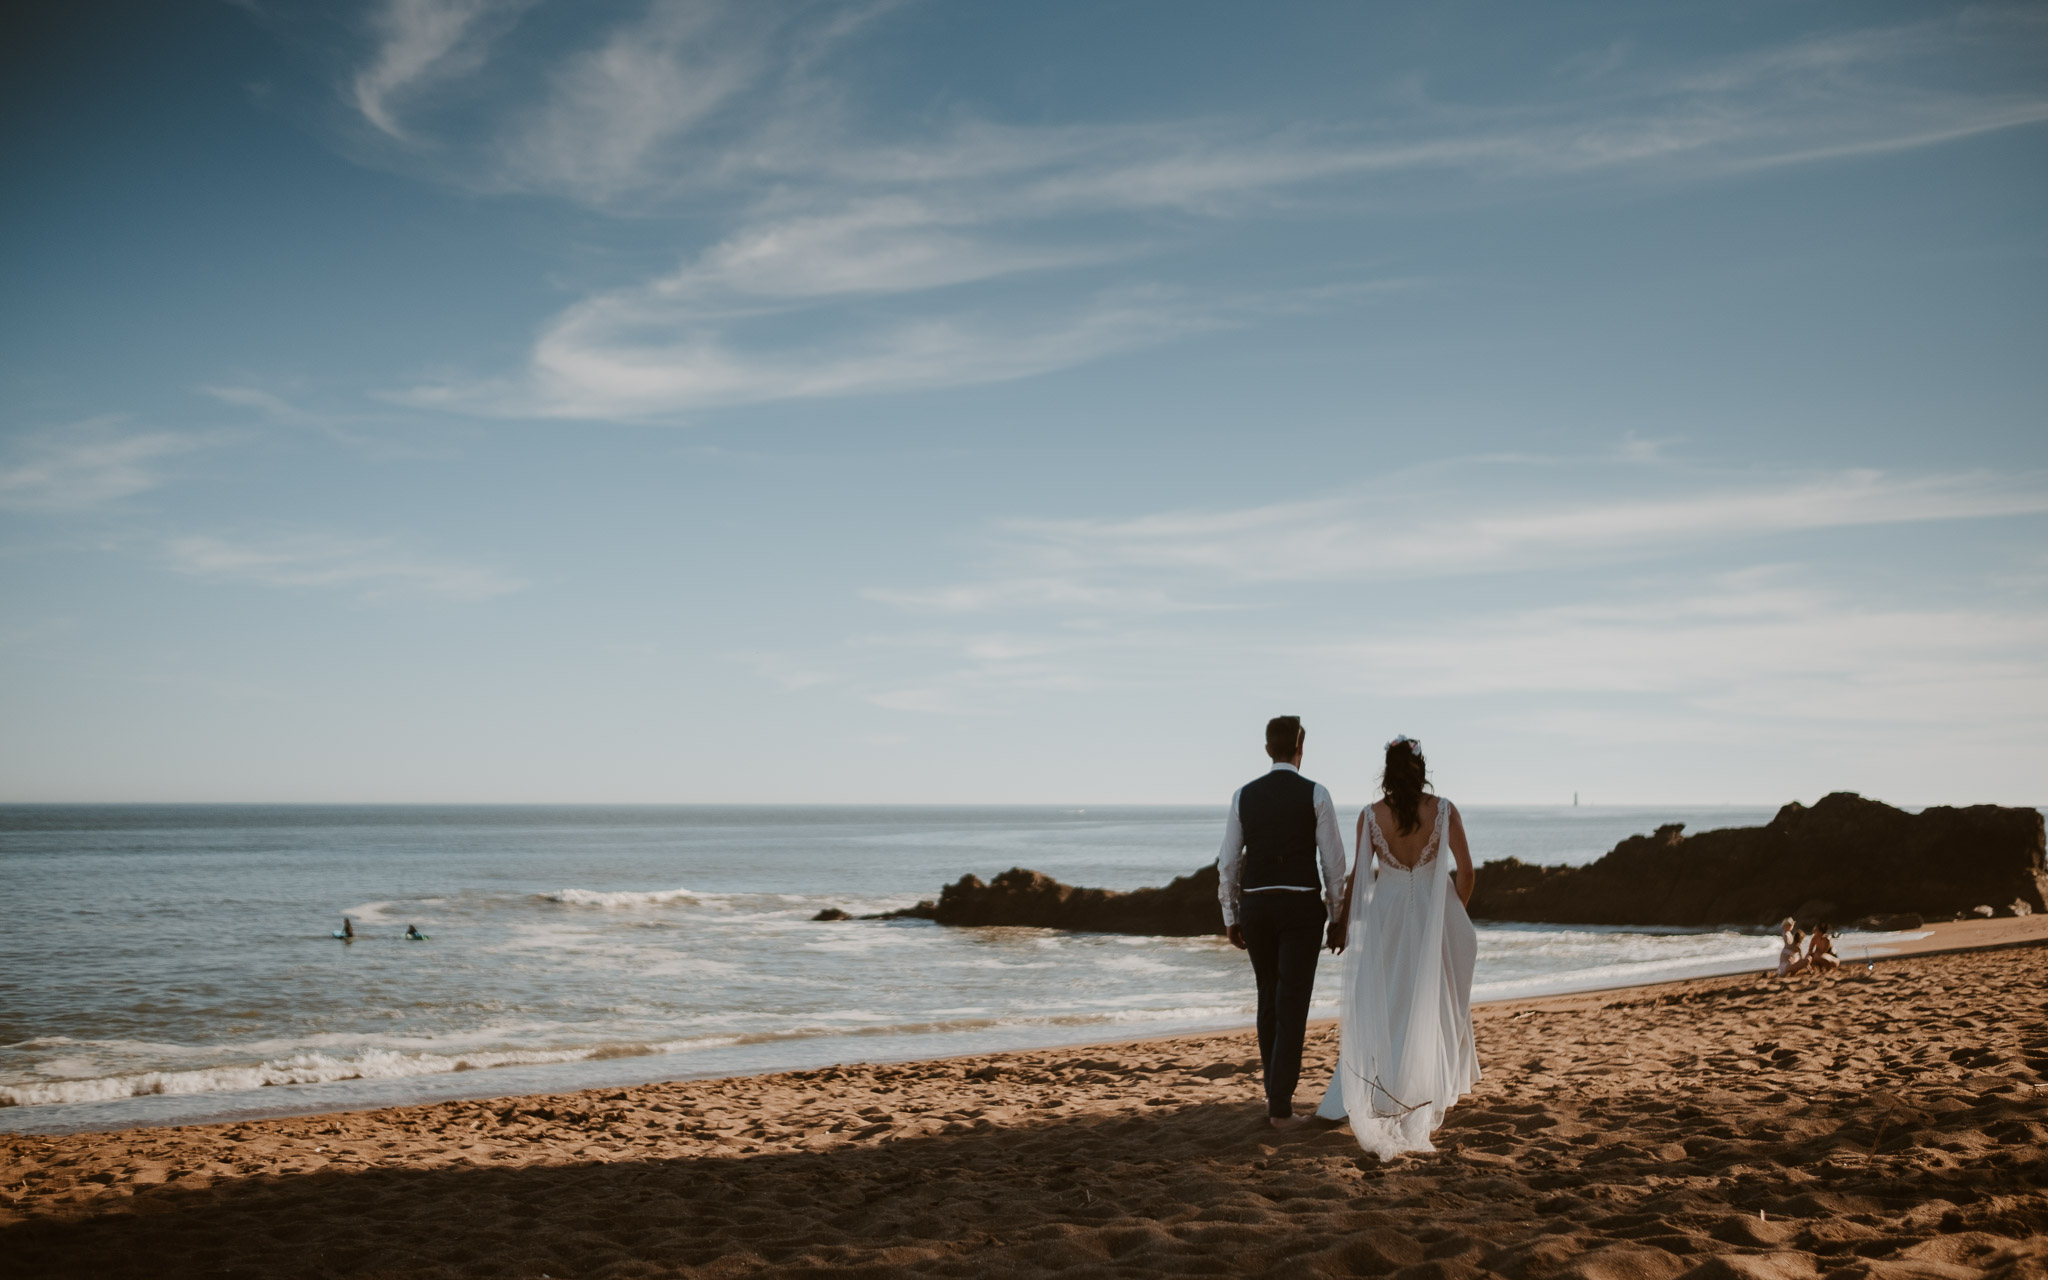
xmin=3 ymin=921 xmax=2044 ymax=1278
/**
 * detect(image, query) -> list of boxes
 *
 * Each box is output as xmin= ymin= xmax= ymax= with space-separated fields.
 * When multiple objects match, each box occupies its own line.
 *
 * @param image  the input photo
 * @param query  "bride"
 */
xmin=1313 ymin=736 xmax=1481 ymax=1157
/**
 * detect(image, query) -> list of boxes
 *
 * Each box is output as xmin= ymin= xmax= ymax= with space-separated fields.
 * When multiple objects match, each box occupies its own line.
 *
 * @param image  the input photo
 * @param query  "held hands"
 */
xmin=1226 ymin=920 xmax=1346 ymax=951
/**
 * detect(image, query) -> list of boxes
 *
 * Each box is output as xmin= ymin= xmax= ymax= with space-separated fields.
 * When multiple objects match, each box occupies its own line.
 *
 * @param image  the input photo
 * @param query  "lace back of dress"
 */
xmin=1417 ymin=796 xmax=1447 ymax=870
xmin=1365 ymin=805 xmax=1390 ymax=865
xmin=1371 ymin=797 xmax=1445 ymax=871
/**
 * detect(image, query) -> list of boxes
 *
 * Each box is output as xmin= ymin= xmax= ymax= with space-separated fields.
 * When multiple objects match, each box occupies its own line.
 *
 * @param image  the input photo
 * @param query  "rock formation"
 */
xmin=830 ymin=793 xmax=2045 ymax=935
xmin=1464 ymin=792 xmax=2047 ymax=927
xmin=868 ymin=865 xmax=1225 ymax=937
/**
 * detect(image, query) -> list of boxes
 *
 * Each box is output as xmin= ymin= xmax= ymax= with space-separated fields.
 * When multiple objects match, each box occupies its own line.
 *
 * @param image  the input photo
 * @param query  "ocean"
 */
xmin=0 ymin=803 xmax=1908 ymax=1134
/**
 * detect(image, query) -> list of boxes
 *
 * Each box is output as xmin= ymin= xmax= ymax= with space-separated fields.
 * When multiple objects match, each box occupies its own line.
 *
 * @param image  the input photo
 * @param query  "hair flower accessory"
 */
xmin=1386 ymin=735 xmax=1420 ymax=751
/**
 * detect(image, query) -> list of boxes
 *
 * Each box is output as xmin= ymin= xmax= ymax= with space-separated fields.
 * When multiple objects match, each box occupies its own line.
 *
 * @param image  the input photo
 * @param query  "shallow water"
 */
xmin=3 ymin=802 xmax=1882 ymax=1133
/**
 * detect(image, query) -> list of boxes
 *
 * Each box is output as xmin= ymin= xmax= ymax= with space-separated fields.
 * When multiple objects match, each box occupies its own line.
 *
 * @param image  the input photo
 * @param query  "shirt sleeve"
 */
xmin=1216 ymin=787 xmax=1245 ymax=928
xmin=1313 ymin=783 xmax=1346 ymax=917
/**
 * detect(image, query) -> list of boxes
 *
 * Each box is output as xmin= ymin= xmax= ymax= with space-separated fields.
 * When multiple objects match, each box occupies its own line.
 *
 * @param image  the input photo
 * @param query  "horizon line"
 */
xmin=1 ymin=796 xmax=2034 ymax=810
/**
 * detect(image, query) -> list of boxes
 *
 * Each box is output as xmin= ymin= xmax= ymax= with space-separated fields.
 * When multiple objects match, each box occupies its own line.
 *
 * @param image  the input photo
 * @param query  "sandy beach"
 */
xmin=4 ymin=919 xmax=2044 ymax=1279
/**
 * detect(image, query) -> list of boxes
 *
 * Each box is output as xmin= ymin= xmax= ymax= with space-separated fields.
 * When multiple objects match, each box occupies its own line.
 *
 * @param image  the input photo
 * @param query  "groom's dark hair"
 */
xmin=1265 ymin=716 xmax=1303 ymax=761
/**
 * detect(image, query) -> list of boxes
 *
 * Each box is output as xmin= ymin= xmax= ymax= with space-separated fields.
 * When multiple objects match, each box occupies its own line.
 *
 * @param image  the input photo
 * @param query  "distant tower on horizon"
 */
xmin=1573 ymin=792 xmax=1579 ymax=806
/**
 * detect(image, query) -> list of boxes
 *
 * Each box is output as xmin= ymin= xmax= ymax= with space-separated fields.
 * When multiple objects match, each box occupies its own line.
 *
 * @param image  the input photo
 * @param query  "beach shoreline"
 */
xmin=5 ymin=920 xmax=2044 ymax=1277
xmin=3 ymin=915 xmax=2040 ymax=1140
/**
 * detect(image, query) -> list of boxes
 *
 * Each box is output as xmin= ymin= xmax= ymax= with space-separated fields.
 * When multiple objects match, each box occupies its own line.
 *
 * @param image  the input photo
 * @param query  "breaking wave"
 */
xmin=544 ymin=887 xmax=698 ymax=908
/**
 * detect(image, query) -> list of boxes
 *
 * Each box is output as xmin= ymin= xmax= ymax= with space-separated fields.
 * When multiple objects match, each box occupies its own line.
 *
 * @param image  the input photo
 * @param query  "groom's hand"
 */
xmin=1226 ymin=924 xmax=1247 ymax=950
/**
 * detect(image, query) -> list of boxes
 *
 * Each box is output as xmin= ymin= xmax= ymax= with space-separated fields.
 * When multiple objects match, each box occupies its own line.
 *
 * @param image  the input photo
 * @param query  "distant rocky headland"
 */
xmin=821 ymin=793 xmax=2046 ymax=936
xmin=1466 ymin=792 xmax=2044 ymax=928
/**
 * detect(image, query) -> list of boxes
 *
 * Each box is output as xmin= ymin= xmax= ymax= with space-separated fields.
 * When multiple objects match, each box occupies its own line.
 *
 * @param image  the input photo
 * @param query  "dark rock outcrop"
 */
xmin=842 ymin=793 xmax=2043 ymax=935
xmin=1465 ymin=792 xmax=2046 ymax=928
xmin=872 ymin=865 xmax=1225 ymax=937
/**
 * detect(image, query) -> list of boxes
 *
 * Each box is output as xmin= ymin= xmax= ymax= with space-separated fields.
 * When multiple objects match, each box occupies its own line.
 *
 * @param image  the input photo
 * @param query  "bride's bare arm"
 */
xmin=1448 ymin=802 xmax=1475 ymax=906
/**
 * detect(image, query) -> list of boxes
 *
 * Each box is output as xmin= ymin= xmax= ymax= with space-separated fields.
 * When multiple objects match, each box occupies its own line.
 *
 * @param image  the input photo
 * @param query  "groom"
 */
xmin=1217 ymin=715 xmax=1349 ymax=1129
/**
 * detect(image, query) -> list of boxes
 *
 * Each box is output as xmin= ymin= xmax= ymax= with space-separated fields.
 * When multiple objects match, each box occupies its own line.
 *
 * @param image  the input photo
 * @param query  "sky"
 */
xmin=1 ymin=0 xmax=2044 ymax=806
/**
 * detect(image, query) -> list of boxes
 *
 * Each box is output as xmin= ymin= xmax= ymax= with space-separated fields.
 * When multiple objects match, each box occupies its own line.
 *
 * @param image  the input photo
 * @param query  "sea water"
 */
xmin=0 ymin=803 xmax=1905 ymax=1134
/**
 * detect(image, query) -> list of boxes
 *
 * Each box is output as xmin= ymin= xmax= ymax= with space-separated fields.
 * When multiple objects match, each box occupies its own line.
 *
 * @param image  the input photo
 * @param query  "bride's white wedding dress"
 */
xmin=1314 ymin=796 xmax=1480 ymax=1157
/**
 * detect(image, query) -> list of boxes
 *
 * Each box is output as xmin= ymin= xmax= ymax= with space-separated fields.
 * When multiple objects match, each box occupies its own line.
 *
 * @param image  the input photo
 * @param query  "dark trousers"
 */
xmin=1239 ymin=890 xmax=1326 ymax=1118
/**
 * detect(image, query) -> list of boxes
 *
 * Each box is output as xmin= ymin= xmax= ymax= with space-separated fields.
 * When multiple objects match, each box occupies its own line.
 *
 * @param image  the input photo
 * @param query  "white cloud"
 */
xmin=1305 ymin=571 xmax=2048 ymax=738
xmin=472 ymin=13 xmax=2048 ymax=209
xmin=162 ymin=533 xmax=525 ymax=601
xmin=0 ymin=420 xmax=211 ymax=511
xmin=383 ymin=6 xmax=2048 ymax=420
xmin=497 ymin=1 xmax=776 ymax=201
xmin=352 ymin=0 xmax=531 ymax=141
xmin=200 ymin=385 xmax=324 ymax=425
xmin=330 ymin=4 xmax=2048 ymax=420
xmin=482 ymin=0 xmax=915 ymax=203
xmin=199 ymin=384 xmax=458 ymax=461
xmin=406 ymin=283 xmax=1213 ymax=419
xmin=876 ymin=466 xmax=2048 ymax=612
xmin=837 ymin=455 xmax=2048 ymax=760
xmin=666 ymin=197 xmax=1117 ymax=304
xmin=849 ymin=626 xmax=1145 ymax=715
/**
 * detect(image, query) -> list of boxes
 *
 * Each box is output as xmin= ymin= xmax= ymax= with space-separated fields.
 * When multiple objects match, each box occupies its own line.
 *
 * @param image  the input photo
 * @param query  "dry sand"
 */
xmin=3 ymin=925 xmax=2044 ymax=1278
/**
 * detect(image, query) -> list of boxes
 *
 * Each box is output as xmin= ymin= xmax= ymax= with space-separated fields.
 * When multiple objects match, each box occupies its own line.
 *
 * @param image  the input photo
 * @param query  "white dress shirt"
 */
xmin=1215 ymin=761 xmax=1348 ymax=927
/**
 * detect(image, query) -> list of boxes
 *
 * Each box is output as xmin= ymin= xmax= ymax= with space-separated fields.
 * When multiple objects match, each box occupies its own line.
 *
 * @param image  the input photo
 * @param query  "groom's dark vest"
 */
xmin=1238 ymin=768 xmax=1320 ymax=892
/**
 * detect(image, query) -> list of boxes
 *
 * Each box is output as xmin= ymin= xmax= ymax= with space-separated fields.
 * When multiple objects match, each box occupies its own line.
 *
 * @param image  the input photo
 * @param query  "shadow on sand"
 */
xmin=4 ymin=1100 xmax=1397 ymax=1279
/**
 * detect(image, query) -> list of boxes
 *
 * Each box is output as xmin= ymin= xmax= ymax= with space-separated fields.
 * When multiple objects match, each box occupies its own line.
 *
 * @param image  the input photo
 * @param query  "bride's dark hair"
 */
xmin=1382 ymin=738 xmax=1430 ymax=836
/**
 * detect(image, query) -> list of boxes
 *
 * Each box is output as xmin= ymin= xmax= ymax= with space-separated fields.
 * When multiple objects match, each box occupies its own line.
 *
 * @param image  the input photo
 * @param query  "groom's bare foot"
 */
xmin=1266 ymin=1113 xmax=1312 ymax=1131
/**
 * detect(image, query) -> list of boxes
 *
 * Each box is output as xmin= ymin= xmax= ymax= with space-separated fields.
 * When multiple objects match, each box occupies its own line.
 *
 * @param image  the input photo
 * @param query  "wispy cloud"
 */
xmin=1306 ymin=569 xmax=2048 ymax=732
xmin=391 ymin=9 xmax=2048 ymax=208
xmin=496 ymin=1 xmax=782 ymax=202
xmin=162 ymin=532 xmax=525 ymax=601
xmin=199 ymin=385 xmax=325 ymax=426
xmin=341 ymin=6 xmax=2048 ymax=419
xmin=854 ymin=629 xmax=1116 ymax=715
xmin=200 ymin=383 xmax=460 ymax=460
xmin=360 ymin=0 xmax=899 ymax=199
xmin=352 ymin=0 xmax=532 ymax=141
xmin=873 ymin=465 xmax=2048 ymax=613
xmin=408 ymin=282 xmax=1214 ymax=419
xmin=839 ymin=456 xmax=2048 ymax=745
xmin=0 ymin=420 xmax=212 ymax=512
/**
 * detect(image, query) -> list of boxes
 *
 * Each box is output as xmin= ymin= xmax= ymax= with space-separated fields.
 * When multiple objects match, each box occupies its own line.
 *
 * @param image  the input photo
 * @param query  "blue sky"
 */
xmin=2 ymin=0 xmax=2044 ymax=805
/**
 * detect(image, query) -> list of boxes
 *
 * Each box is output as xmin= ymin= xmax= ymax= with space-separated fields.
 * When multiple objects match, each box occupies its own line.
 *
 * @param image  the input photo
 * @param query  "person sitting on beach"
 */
xmin=1805 ymin=923 xmax=1838 ymax=975
xmin=1774 ymin=918 xmax=1801 ymax=977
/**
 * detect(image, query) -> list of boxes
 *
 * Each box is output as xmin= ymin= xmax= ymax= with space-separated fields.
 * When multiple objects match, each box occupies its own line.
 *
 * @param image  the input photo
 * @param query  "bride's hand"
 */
xmin=1325 ymin=918 xmax=1347 ymax=953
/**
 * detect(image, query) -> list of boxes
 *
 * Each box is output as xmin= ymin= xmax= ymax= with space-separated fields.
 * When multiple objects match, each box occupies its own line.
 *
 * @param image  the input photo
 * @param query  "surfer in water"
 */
xmin=339 ymin=917 xmax=354 ymax=940
xmin=405 ymin=924 xmax=427 ymax=941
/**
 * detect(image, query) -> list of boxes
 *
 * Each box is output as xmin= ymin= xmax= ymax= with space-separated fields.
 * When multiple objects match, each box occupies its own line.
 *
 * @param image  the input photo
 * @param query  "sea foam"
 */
xmin=544 ymin=887 xmax=698 ymax=908
xmin=0 ymin=1041 xmax=731 ymax=1109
